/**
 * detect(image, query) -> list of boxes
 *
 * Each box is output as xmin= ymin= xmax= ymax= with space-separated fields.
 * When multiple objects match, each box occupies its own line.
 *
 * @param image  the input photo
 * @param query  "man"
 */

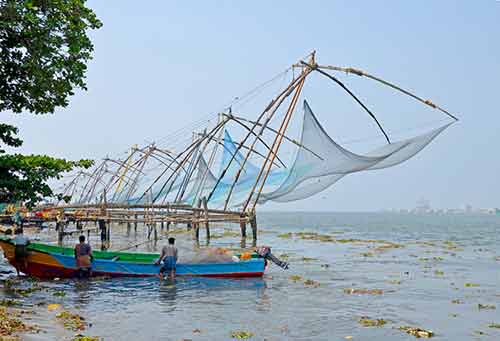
xmin=12 ymin=229 xmax=29 ymax=276
xmin=11 ymin=210 xmax=23 ymax=232
xmin=155 ymin=237 xmax=178 ymax=279
xmin=74 ymin=235 xmax=93 ymax=278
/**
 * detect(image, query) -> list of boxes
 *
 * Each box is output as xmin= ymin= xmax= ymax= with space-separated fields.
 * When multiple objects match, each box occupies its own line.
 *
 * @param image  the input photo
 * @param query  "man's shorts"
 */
xmin=160 ymin=256 xmax=176 ymax=273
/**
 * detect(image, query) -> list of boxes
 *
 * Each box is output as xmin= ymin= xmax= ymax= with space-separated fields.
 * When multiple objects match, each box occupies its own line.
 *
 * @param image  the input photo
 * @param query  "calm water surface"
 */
xmin=1 ymin=212 xmax=499 ymax=340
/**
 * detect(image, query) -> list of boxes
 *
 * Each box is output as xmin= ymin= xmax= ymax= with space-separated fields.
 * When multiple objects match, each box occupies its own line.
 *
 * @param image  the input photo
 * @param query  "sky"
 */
xmin=2 ymin=1 xmax=499 ymax=211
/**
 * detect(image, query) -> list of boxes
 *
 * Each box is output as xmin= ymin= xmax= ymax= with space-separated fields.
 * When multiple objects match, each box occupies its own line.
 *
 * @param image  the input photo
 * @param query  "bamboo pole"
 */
xmin=225 ymin=117 xmax=286 ymax=168
xmin=248 ymin=75 xmax=306 ymax=211
xmin=315 ymin=64 xmax=459 ymax=121
xmin=218 ymin=67 xmax=313 ymax=210
xmin=202 ymin=197 xmax=210 ymax=240
xmin=301 ymin=61 xmax=391 ymax=144
xmin=225 ymin=114 xmax=323 ymax=160
xmin=192 ymin=114 xmax=226 ymax=205
xmin=138 ymin=119 xmax=226 ymax=204
xmin=206 ymin=62 xmax=313 ymax=206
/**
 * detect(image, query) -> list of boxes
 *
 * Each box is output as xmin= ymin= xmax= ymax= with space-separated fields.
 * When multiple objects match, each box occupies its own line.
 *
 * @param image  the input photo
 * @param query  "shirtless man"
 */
xmin=74 ymin=235 xmax=93 ymax=278
xmin=155 ymin=237 xmax=178 ymax=279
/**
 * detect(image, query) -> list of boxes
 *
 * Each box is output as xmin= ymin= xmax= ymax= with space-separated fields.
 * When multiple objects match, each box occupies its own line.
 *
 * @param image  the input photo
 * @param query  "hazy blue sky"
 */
xmin=2 ymin=1 xmax=499 ymax=211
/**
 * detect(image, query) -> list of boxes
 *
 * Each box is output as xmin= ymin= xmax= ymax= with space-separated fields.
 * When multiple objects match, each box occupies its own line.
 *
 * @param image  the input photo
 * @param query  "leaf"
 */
xmin=230 ymin=330 xmax=254 ymax=339
xmin=56 ymin=310 xmax=87 ymax=331
xmin=398 ymin=326 xmax=434 ymax=338
xmin=47 ymin=303 xmax=61 ymax=311
xmin=304 ymin=279 xmax=320 ymax=287
xmin=478 ymin=304 xmax=496 ymax=310
xmin=359 ymin=317 xmax=387 ymax=327
xmin=343 ymin=288 xmax=384 ymax=295
xmin=289 ymin=275 xmax=303 ymax=282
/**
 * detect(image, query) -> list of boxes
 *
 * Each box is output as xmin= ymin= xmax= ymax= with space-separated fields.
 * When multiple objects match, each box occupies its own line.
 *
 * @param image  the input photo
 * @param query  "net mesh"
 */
xmin=258 ymin=101 xmax=452 ymax=203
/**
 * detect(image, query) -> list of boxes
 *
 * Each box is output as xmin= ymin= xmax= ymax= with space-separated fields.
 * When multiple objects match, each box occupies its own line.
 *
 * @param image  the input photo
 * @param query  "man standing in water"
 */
xmin=74 ymin=235 xmax=93 ymax=278
xmin=155 ymin=237 xmax=178 ymax=279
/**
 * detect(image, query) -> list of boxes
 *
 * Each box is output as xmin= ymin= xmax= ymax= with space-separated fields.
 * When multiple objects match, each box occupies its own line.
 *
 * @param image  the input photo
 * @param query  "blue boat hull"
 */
xmin=52 ymin=253 xmax=265 ymax=278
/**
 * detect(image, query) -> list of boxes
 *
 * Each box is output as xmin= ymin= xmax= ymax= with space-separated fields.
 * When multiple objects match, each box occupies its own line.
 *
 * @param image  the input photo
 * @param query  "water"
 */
xmin=1 ymin=212 xmax=500 ymax=340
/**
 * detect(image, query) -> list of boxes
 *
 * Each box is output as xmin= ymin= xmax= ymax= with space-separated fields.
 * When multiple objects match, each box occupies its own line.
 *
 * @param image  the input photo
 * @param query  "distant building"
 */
xmin=415 ymin=198 xmax=431 ymax=213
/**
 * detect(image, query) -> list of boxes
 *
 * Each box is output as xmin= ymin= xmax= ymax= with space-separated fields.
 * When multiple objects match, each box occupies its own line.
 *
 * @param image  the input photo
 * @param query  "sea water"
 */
xmin=1 ymin=212 xmax=499 ymax=340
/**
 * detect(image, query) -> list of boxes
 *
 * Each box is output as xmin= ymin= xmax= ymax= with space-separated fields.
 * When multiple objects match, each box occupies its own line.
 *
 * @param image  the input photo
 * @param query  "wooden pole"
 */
xmin=193 ymin=198 xmax=201 ymax=240
xmin=249 ymin=211 xmax=257 ymax=245
xmin=206 ymin=67 xmax=310 ymax=206
xmin=138 ymin=119 xmax=227 ymax=204
xmin=239 ymin=215 xmax=247 ymax=238
xmin=222 ymin=67 xmax=313 ymax=210
xmin=57 ymin=220 xmax=65 ymax=245
xmin=202 ymin=197 xmax=210 ymax=240
xmin=315 ymin=64 xmax=459 ymax=121
xmin=249 ymin=76 xmax=306 ymax=210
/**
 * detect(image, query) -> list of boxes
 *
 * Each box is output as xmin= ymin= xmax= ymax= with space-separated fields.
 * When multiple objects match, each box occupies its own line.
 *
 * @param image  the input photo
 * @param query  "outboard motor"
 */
xmin=256 ymin=246 xmax=289 ymax=270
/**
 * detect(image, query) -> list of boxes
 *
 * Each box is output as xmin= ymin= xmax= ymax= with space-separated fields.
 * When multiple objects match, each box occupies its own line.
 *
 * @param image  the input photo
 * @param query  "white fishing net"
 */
xmin=258 ymin=101 xmax=452 ymax=203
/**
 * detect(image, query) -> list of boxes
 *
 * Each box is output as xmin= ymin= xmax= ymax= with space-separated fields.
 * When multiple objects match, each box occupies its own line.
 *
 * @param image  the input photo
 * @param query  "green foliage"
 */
xmin=0 ymin=123 xmax=22 ymax=152
xmin=0 ymin=0 xmax=102 ymax=114
xmin=0 ymin=151 xmax=93 ymax=207
xmin=0 ymin=0 xmax=100 ymax=207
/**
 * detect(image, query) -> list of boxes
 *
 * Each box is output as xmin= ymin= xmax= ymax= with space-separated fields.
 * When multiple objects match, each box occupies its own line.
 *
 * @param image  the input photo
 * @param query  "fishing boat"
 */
xmin=0 ymin=236 xmax=271 ymax=279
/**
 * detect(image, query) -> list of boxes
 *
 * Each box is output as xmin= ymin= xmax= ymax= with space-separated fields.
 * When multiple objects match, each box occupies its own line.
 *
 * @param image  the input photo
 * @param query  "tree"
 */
xmin=0 ymin=0 xmax=102 ymax=208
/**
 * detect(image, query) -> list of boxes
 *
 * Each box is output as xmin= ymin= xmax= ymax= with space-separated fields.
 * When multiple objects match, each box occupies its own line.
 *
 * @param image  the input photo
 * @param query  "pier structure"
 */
xmin=28 ymin=202 xmax=257 ymax=248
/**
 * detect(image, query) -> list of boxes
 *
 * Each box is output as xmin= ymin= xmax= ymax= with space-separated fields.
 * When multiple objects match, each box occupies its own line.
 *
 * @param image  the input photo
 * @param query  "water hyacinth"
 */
xmin=359 ymin=317 xmax=387 ymax=327
xmin=56 ymin=310 xmax=87 ymax=331
xmin=231 ymin=330 xmax=254 ymax=339
xmin=398 ymin=326 xmax=434 ymax=338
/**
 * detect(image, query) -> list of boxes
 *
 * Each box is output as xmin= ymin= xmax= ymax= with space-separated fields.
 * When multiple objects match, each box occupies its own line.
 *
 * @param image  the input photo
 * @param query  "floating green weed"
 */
xmin=359 ymin=317 xmax=387 ymax=327
xmin=231 ymin=330 xmax=254 ymax=339
xmin=398 ymin=326 xmax=434 ymax=338
xmin=478 ymin=304 xmax=496 ymax=310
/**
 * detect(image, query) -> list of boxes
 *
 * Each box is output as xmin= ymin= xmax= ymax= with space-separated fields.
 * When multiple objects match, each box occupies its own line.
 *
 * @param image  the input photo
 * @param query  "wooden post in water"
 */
xmin=57 ymin=220 xmax=65 ymax=245
xmin=249 ymin=210 xmax=257 ymax=245
xmin=134 ymin=214 xmax=138 ymax=232
xmin=166 ymin=206 xmax=170 ymax=232
xmin=240 ymin=214 xmax=247 ymax=238
xmin=193 ymin=199 xmax=201 ymax=240
xmin=202 ymin=197 xmax=210 ymax=240
xmin=106 ymin=220 xmax=111 ymax=243
xmin=100 ymin=190 xmax=109 ymax=249
xmin=98 ymin=219 xmax=107 ymax=248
